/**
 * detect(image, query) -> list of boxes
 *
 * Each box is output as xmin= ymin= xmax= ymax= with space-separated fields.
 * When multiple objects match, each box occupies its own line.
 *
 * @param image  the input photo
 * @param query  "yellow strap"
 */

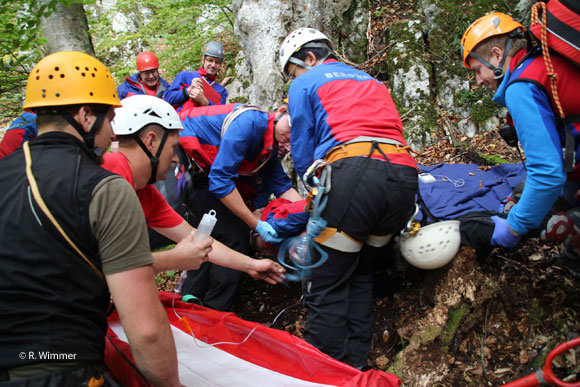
xmin=314 ymin=227 xmax=363 ymax=252
xmin=324 ymin=142 xmax=410 ymax=164
xmin=23 ymin=141 xmax=106 ymax=282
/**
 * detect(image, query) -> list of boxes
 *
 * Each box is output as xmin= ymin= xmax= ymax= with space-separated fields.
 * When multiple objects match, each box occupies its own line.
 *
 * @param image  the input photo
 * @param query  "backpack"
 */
xmin=529 ymin=0 xmax=580 ymax=120
xmin=530 ymin=0 xmax=580 ymax=68
xmin=528 ymin=0 xmax=580 ymax=171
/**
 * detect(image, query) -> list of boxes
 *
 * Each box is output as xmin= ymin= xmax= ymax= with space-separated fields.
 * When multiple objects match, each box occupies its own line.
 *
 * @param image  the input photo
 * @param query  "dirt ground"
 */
xmin=226 ymin=242 xmax=579 ymax=386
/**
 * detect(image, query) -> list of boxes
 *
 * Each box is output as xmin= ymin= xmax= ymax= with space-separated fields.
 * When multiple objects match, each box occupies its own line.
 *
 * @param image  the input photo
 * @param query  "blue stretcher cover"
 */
xmin=263 ymin=163 xmax=526 ymax=236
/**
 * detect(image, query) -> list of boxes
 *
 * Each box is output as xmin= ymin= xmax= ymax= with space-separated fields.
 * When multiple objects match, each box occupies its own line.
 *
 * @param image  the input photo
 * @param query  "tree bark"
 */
xmin=39 ymin=1 xmax=94 ymax=55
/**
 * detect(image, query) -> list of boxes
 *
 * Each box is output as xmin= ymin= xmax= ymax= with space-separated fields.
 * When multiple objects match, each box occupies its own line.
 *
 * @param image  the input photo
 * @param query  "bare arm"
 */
xmin=278 ymin=187 xmax=303 ymax=202
xmin=154 ymin=220 xmax=285 ymax=284
xmin=208 ymin=237 xmax=286 ymax=285
xmin=106 ymin=265 xmax=180 ymax=387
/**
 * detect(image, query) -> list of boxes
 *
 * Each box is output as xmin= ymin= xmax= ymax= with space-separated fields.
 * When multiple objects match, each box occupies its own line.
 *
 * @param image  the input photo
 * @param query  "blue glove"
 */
xmin=256 ymin=220 xmax=284 ymax=244
xmin=490 ymin=216 xmax=521 ymax=248
xmin=306 ymin=217 xmax=327 ymax=238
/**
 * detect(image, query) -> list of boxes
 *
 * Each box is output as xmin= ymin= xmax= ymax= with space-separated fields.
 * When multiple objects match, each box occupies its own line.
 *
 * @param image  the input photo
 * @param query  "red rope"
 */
xmin=532 ymin=1 xmax=566 ymax=119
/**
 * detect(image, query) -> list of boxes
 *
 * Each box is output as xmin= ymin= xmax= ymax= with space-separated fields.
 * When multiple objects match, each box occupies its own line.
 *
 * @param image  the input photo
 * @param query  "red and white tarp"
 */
xmin=105 ymin=291 xmax=401 ymax=386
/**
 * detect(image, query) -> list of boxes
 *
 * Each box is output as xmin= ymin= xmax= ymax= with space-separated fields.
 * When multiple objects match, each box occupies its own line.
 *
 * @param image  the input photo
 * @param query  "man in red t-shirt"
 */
xmin=103 ymin=95 xmax=286 ymax=283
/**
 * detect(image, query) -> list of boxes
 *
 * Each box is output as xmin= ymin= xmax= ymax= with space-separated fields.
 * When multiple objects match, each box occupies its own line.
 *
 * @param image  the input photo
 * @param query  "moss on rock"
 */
xmin=441 ymin=303 xmax=469 ymax=352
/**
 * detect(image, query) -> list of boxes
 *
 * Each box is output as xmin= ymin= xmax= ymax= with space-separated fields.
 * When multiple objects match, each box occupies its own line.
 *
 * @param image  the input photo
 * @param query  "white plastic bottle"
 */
xmin=192 ymin=209 xmax=217 ymax=243
xmin=175 ymin=210 xmax=217 ymax=295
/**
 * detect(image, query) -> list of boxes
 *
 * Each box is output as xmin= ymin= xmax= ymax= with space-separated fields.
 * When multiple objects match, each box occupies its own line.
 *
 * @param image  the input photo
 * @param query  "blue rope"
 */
xmin=277 ymin=180 xmax=329 ymax=282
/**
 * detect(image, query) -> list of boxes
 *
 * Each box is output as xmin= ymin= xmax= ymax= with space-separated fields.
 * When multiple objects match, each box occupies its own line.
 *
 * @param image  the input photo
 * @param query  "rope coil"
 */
xmin=531 ymin=1 xmax=566 ymax=119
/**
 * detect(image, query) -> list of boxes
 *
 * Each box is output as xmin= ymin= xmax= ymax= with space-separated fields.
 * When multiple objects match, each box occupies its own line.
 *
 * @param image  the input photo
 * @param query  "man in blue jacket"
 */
xmin=164 ymin=41 xmax=228 ymax=110
xmin=278 ymin=28 xmax=419 ymax=369
xmin=178 ymin=103 xmax=302 ymax=311
xmin=117 ymin=51 xmax=171 ymax=100
xmin=461 ymin=12 xmax=580 ymax=274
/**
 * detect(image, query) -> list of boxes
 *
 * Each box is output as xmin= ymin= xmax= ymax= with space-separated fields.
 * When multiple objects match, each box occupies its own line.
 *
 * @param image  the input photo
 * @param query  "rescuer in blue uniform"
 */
xmin=178 ymin=102 xmax=302 ymax=310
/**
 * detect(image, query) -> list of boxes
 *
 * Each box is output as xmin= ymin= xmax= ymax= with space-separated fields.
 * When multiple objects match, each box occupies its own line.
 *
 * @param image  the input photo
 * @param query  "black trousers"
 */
xmin=303 ymin=157 xmax=418 ymax=367
xmin=181 ymin=177 xmax=252 ymax=311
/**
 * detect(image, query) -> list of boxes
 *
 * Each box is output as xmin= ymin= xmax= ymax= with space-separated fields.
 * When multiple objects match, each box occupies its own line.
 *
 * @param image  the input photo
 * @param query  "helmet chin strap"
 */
xmin=287 ymin=43 xmax=333 ymax=73
xmin=134 ymin=130 xmax=169 ymax=185
xmin=59 ymin=111 xmax=107 ymax=158
xmin=469 ymin=35 xmax=517 ymax=81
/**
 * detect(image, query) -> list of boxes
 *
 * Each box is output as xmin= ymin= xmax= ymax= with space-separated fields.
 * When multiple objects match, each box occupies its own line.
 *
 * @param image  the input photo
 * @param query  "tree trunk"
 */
xmin=39 ymin=1 xmax=94 ymax=55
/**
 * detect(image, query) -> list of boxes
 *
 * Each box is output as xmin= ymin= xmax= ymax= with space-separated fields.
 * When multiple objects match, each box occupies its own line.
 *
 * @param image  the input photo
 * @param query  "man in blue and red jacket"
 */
xmin=164 ymin=41 xmax=228 ymax=111
xmin=178 ymin=102 xmax=302 ymax=311
xmin=462 ymin=12 xmax=580 ymax=274
xmin=117 ymin=51 xmax=170 ymax=100
xmin=278 ymin=28 xmax=419 ymax=369
xmin=0 ymin=112 xmax=37 ymax=160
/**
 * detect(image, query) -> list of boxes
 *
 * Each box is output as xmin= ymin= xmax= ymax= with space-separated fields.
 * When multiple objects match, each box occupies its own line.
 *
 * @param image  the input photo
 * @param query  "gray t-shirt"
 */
xmin=89 ymin=175 xmax=154 ymax=275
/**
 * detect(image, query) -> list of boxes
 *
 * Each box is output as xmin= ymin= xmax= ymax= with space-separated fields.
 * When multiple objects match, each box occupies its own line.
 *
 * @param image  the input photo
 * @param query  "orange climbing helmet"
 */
xmin=24 ymin=51 xmax=120 ymax=110
xmin=136 ymin=51 xmax=159 ymax=72
xmin=461 ymin=12 xmax=524 ymax=69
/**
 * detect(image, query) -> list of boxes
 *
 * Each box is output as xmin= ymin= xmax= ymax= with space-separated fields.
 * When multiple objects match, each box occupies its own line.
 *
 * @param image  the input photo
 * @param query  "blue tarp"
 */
xmin=263 ymin=163 xmax=527 ymax=236
xmin=417 ymin=163 xmax=526 ymax=221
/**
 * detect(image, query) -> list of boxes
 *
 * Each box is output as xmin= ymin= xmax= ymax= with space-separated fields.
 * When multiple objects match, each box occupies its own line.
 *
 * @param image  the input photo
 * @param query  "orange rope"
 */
xmin=531 ymin=1 xmax=566 ymax=119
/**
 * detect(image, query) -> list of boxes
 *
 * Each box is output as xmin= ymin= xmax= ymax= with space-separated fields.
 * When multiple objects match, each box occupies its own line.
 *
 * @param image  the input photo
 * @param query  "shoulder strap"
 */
xmin=220 ymin=104 xmax=273 ymax=176
xmin=23 ymin=141 xmax=106 ymax=282
xmin=221 ymin=104 xmax=265 ymax=138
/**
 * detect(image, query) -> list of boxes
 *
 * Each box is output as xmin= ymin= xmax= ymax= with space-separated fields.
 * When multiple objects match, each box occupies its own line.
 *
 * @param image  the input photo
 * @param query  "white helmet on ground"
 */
xmin=399 ymin=220 xmax=461 ymax=270
xmin=111 ymin=94 xmax=183 ymax=136
xmin=279 ymin=28 xmax=333 ymax=75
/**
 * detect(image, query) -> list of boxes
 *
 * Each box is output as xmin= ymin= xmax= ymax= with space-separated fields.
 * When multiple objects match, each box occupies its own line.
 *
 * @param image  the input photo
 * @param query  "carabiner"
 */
xmin=401 ymin=203 xmax=420 ymax=235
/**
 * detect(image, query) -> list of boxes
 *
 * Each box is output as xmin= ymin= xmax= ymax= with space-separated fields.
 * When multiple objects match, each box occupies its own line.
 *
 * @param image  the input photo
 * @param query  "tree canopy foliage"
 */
xmin=0 ymin=0 xmax=95 ymax=116
xmin=0 ymin=0 xmax=235 ymax=118
xmin=87 ymin=0 xmax=236 ymax=86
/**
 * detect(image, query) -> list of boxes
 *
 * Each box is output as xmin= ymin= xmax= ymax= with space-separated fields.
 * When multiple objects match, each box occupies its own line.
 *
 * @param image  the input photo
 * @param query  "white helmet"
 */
xmin=279 ymin=28 xmax=333 ymax=75
xmin=111 ymin=94 xmax=183 ymax=136
xmin=399 ymin=220 xmax=461 ymax=270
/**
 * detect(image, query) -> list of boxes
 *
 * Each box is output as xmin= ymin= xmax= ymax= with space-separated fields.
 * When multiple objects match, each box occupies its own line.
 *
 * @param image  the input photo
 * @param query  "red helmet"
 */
xmin=136 ymin=51 xmax=159 ymax=72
